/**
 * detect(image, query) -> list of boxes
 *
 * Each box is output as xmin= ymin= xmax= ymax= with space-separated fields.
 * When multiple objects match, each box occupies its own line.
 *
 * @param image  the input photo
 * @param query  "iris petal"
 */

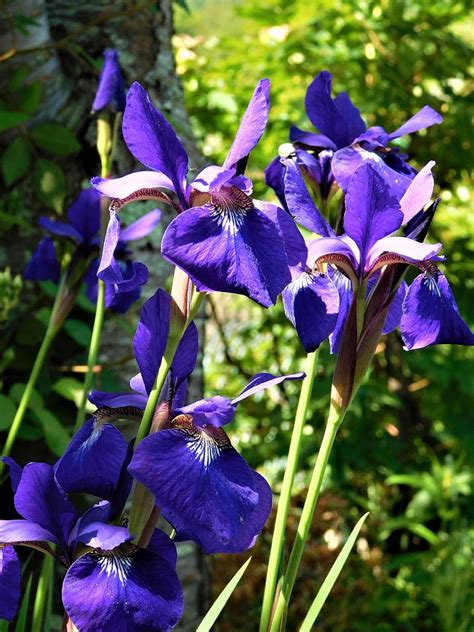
xmin=0 ymin=545 xmax=20 ymax=621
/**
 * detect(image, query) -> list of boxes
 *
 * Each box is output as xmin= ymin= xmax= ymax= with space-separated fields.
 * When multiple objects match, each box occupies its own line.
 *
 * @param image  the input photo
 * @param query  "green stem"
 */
xmin=74 ymin=279 xmax=106 ymax=431
xmin=32 ymin=554 xmax=53 ymax=632
xmin=270 ymin=404 xmax=345 ymax=630
xmin=259 ymin=350 xmax=319 ymax=632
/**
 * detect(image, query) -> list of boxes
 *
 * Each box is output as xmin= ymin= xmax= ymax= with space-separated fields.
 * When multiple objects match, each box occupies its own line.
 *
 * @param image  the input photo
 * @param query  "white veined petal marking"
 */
xmin=96 ymin=550 xmax=134 ymax=586
xmin=171 ymin=415 xmax=231 ymax=468
xmin=207 ymin=185 xmax=253 ymax=235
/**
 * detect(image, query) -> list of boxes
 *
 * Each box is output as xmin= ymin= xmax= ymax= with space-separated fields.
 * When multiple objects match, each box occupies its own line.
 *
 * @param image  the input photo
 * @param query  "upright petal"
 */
xmin=62 ymin=541 xmax=183 ymax=632
xmin=223 ymin=78 xmax=270 ymax=170
xmin=283 ymin=159 xmax=333 ymax=236
xmin=24 ymin=237 xmax=60 ymax=283
xmin=55 ymin=419 xmax=128 ymax=501
xmin=92 ymin=49 xmax=126 ymax=113
xmin=328 ymin=267 xmax=353 ymax=354
xmin=71 ymin=504 xmax=130 ymax=551
xmin=129 ymin=425 xmax=271 ymax=553
xmin=176 ymin=396 xmax=235 ymax=428
xmin=264 ymin=156 xmax=288 ymax=209
xmin=388 ymin=106 xmax=442 ymax=140
xmin=305 ymin=71 xmax=365 ymax=148
xmin=400 ymin=272 xmax=474 ymax=350
xmin=67 ymin=188 xmax=101 ymax=245
xmin=1 ymin=457 xmax=22 ymax=494
xmin=0 ymin=545 xmax=20 ymax=622
xmin=344 ymin=163 xmax=402 ymax=267
xmin=13 ymin=463 xmax=77 ymax=548
xmin=400 ymin=161 xmax=435 ymax=224
xmin=161 ymin=202 xmax=290 ymax=307
xmin=283 ymin=272 xmax=340 ymax=352
xmin=233 ymin=372 xmax=305 ymax=404
xmin=122 ymin=82 xmax=188 ymax=206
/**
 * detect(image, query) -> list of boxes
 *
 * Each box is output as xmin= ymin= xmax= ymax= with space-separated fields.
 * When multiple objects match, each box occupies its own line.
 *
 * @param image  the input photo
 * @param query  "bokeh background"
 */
xmin=1 ymin=0 xmax=473 ymax=630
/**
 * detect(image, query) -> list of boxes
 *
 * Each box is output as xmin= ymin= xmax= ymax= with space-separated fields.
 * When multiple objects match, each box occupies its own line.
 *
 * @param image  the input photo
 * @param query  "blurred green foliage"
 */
xmin=175 ymin=1 xmax=474 ymax=629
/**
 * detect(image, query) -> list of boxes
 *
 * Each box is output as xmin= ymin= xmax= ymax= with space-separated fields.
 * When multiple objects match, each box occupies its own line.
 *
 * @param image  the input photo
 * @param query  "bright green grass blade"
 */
xmin=300 ymin=513 xmax=369 ymax=632
xmin=32 ymin=554 xmax=53 ymax=632
xmin=196 ymin=557 xmax=252 ymax=632
xmin=14 ymin=573 xmax=33 ymax=632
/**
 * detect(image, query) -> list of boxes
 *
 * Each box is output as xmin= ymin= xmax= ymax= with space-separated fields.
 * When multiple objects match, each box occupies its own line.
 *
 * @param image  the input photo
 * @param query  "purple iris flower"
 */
xmin=267 ymin=70 xmax=442 ymax=204
xmin=0 ymin=458 xmax=183 ymax=630
xmin=69 ymin=288 xmax=304 ymax=554
xmin=24 ymin=188 xmax=161 ymax=313
xmin=283 ymin=161 xmax=473 ymax=352
xmin=92 ymin=49 xmax=126 ymax=113
xmin=92 ymin=80 xmax=303 ymax=307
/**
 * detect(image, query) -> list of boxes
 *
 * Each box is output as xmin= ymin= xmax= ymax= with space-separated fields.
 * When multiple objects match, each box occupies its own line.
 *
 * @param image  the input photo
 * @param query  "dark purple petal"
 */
xmin=388 ymin=106 xmax=442 ymax=140
xmin=162 ymin=203 xmax=290 ymax=307
xmin=383 ymin=281 xmax=408 ymax=334
xmin=344 ymin=163 xmax=402 ymax=267
xmin=92 ymin=49 xmax=126 ymax=112
xmin=0 ymin=545 xmax=20 ymax=621
xmin=129 ymin=427 xmax=271 ymax=553
xmin=176 ymin=396 xmax=235 ymax=428
xmin=289 ymin=126 xmax=337 ymax=150
xmin=223 ymin=78 xmax=270 ymax=169
xmin=332 ymin=147 xmax=413 ymax=199
xmin=62 ymin=541 xmax=183 ymax=632
xmin=264 ymin=156 xmax=288 ymax=209
xmin=283 ymin=159 xmax=333 ymax=236
xmin=255 ymin=201 xmax=307 ymax=279
xmin=400 ymin=161 xmax=435 ymax=224
xmin=400 ymin=272 xmax=474 ymax=350
xmin=233 ymin=372 xmax=305 ymax=404
xmin=328 ymin=267 xmax=353 ymax=354
xmin=120 ymin=209 xmax=161 ymax=241
xmin=14 ymin=463 xmax=77 ymax=548
xmin=305 ymin=71 xmax=365 ymax=148
xmin=55 ymin=419 xmax=128 ymax=501
xmin=148 ymin=529 xmax=178 ymax=568
xmin=24 ymin=238 xmax=60 ymax=283
xmin=67 ymin=188 xmax=101 ymax=244
xmin=0 ymin=519 xmax=58 ymax=544
xmin=104 ymin=269 xmax=142 ymax=313
xmin=122 ymin=82 xmax=188 ymax=206
xmin=38 ymin=216 xmax=83 ymax=243
xmin=1 ymin=458 xmax=22 ymax=494
xmin=283 ymin=272 xmax=340 ymax=352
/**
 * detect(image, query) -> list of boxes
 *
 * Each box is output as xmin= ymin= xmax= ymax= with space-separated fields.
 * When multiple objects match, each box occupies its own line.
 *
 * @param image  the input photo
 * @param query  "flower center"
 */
xmin=207 ymin=185 xmax=253 ymax=234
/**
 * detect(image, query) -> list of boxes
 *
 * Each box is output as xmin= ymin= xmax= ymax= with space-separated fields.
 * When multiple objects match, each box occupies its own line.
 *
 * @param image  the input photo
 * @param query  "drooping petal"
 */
xmin=399 ymin=161 xmax=435 ymax=224
xmin=328 ymin=267 xmax=353 ymax=354
xmin=176 ymin=396 xmax=235 ymax=428
xmin=120 ymin=209 xmax=162 ymax=241
xmin=400 ymin=272 xmax=474 ymax=350
xmin=366 ymin=235 xmax=443 ymax=271
xmin=129 ymin=425 xmax=271 ymax=553
xmin=92 ymin=49 xmax=126 ymax=113
xmin=55 ymin=419 xmax=128 ymax=501
xmin=283 ymin=272 xmax=340 ymax=352
xmin=13 ymin=463 xmax=77 ymax=548
xmin=223 ymin=78 xmax=270 ymax=170
xmin=0 ymin=545 xmax=20 ymax=622
xmin=388 ymin=106 xmax=442 ymax=140
xmin=62 ymin=541 xmax=183 ymax=632
xmin=122 ymin=82 xmax=188 ymax=207
xmin=282 ymin=159 xmax=333 ymax=236
xmin=0 ymin=519 xmax=58 ymax=545
xmin=233 ymin=372 xmax=305 ymax=404
xmin=332 ymin=146 xmax=413 ymax=199
xmin=88 ymin=389 xmax=146 ymax=412
xmin=67 ymin=188 xmax=101 ymax=245
xmin=344 ymin=163 xmax=402 ymax=267
xmin=103 ymin=265 xmax=142 ymax=313
xmin=305 ymin=71 xmax=365 ymax=148
xmin=383 ymin=281 xmax=408 ymax=334
xmin=24 ymin=237 xmax=60 ymax=283
xmin=38 ymin=216 xmax=83 ymax=243
xmin=133 ymin=289 xmax=198 ymax=394
xmin=161 ymin=202 xmax=290 ymax=307
xmin=289 ymin=126 xmax=337 ymax=150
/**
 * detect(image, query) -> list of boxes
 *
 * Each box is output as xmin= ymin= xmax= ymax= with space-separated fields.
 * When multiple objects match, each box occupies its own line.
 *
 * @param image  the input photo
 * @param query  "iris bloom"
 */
xmin=267 ymin=70 xmax=442 ymax=204
xmin=24 ymin=188 xmax=161 ymax=313
xmin=67 ymin=288 xmax=303 ymax=554
xmin=93 ymin=80 xmax=303 ymax=307
xmin=92 ymin=49 xmax=126 ymax=113
xmin=0 ymin=458 xmax=183 ymax=631
xmin=283 ymin=161 xmax=473 ymax=352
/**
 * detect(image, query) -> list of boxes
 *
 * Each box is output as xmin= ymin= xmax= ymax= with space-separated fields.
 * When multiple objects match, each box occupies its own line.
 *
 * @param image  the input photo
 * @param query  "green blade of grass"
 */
xmin=14 ymin=573 xmax=33 ymax=632
xmin=300 ymin=513 xmax=369 ymax=632
xmin=196 ymin=557 xmax=252 ymax=632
